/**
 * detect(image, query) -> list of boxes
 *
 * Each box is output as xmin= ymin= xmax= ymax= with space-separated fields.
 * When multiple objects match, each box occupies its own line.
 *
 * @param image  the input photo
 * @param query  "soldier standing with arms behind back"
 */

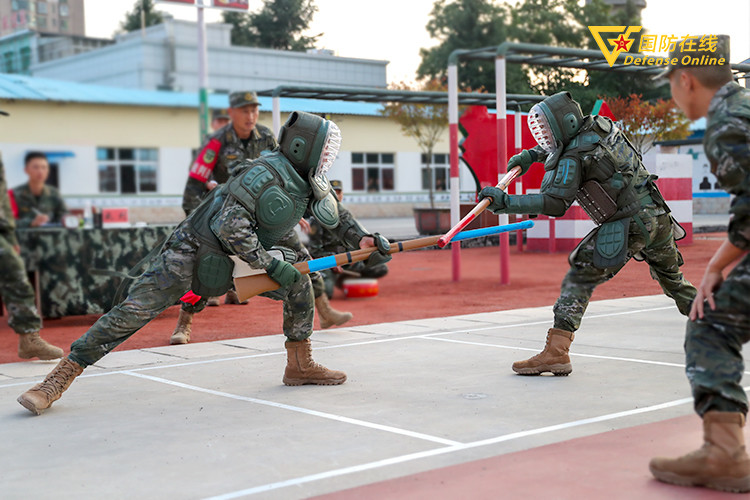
xmin=477 ymin=91 xmax=696 ymax=376
xmin=0 ymin=109 xmax=65 ymax=360
xmin=649 ymin=34 xmax=750 ymax=493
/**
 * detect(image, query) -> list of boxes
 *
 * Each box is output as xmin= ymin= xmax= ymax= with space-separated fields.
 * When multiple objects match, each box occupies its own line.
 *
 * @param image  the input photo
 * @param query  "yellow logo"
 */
xmin=589 ymin=26 xmax=642 ymax=67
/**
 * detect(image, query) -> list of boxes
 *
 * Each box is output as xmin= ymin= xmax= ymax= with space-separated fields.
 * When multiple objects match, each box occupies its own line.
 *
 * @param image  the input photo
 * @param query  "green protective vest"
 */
xmin=226 ymin=152 xmax=341 ymax=249
xmin=564 ymin=115 xmax=652 ymax=223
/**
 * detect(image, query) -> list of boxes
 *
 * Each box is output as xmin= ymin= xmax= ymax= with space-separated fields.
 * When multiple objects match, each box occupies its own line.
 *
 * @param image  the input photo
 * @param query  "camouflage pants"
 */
xmin=553 ymin=212 xmax=696 ymax=332
xmin=0 ymin=234 xmax=41 ymax=334
xmin=686 ymin=253 xmax=750 ymax=416
xmin=69 ymin=228 xmax=314 ymax=368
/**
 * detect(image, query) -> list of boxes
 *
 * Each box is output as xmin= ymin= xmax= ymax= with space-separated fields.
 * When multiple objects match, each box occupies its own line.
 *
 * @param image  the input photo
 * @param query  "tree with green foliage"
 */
xmin=222 ymin=0 xmax=319 ymax=51
xmin=418 ymin=0 xmax=666 ymax=112
xmin=380 ymin=80 xmax=449 ymax=209
xmin=120 ymin=0 xmax=163 ymax=33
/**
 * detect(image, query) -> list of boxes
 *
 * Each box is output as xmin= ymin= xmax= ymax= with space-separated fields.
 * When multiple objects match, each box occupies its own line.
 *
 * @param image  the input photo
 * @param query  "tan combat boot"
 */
xmin=224 ymin=289 xmax=248 ymax=305
xmin=169 ymin=309 xmax=193 ymax=345
xmin=18 ymin=332 xmax=64 ymax=360
xmin=315 ymin=294 xmax=353 ymax=329
xmin=17 ymin=358 xmax=84 ymax=415
xmin=283 ymin=338 xmax=347 ymax=386
xmin=650 ymin=411 xmax=750 ymax=493
xmin=512 ymin=328 xmax=574 ymax=376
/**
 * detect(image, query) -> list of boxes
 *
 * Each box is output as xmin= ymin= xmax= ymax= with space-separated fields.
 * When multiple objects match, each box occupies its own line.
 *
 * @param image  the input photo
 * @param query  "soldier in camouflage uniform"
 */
xmin=478 ymin=91 xmax=696 ymax=376
xmin=18 ymin=111 xmax=391 ymax=415
xmin=304 ymin=180 xmax=389 ymax=299
xmin=174 ymin=91 xmax=278 ymax=335
xmin=0 ymin=110 xmax=64 ymax=360
xmin=649 ymin=35 xmax=750 ymax=493
xmin=172 ymin=92 xmax=351 ymax=343
xmin=12 ymin=152 xmax=67 ymax=228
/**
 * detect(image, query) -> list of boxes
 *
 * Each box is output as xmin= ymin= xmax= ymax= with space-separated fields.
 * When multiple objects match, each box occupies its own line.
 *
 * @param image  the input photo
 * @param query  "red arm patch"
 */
xmin=188 ymin=138 xmax=222 ymax=183
xmin=8 ymin=189 xmax=18 ymax=218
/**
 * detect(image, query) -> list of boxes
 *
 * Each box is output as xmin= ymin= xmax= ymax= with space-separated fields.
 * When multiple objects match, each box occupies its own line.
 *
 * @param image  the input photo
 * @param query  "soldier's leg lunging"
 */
xmin=513 ymin=234 xmax=629 ymax=376
xmin=262 ymin=275 xmax=346 ymax=385
xmin=18 ymin=245 xmax=195 ymax=415
xmin=640 ymin=217 xmax=697 ymax=316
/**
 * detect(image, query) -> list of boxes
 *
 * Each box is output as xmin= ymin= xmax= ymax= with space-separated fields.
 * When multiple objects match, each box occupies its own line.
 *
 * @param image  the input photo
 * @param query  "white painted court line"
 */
xmin=205 ymin=392 xmax=734 ymax=500
xmin=0 ymin=304 xmax=712 ymax=390
xmin=425 ymin=337 xmax=686 ymax=368
xmin=123 ymin=371 xmax=460 ymax=446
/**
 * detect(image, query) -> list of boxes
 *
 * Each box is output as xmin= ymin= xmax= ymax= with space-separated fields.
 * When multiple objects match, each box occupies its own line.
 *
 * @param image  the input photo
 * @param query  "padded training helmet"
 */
xmin=527 ymin=91 xmax=584 ymax=152
xmin=278 ymin=111 xmax=341 ymax=178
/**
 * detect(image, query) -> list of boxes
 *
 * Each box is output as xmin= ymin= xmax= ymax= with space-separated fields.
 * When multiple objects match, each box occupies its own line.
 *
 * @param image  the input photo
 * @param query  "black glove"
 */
xmin=507 ymin=149 xmax=538 ymax=175
xmin=365 ymin=232 xmax=392 ymax=268
xmin=266 ymin=258 xmax=301 ymax=288
xmin=477 ymin=186 xmax=509 ymax=214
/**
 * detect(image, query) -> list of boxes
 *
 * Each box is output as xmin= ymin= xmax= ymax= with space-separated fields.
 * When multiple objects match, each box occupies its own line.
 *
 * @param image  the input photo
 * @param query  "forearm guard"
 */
xmin=504 ymin=194 xmax=568 ymax=217
xmin=505 ymin=194 xmax=545 ymax=214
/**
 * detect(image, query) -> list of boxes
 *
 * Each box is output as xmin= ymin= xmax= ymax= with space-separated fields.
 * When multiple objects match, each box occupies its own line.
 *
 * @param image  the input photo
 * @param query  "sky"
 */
xmin=85 ymin=0 xmax=750 ymax=84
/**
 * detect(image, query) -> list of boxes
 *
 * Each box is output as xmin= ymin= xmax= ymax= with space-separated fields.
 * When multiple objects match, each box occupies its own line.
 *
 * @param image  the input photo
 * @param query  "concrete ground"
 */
xmin=2 ymin=294 xmax=747 ymax=499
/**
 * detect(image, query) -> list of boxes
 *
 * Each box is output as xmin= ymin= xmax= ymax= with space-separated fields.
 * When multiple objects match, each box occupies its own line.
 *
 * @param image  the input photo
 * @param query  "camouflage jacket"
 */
xmin=182 ymin=122 xmax=277 ymax=215
xmin=304 ymin=207 xmax=359 ymax=258
xmin=704 ymin=82 xmax=750 ymax=250
xmin=0 ymin=152 xmax=19 ymax=246
xmin=12 ymin=182 xmax=67 ymax=228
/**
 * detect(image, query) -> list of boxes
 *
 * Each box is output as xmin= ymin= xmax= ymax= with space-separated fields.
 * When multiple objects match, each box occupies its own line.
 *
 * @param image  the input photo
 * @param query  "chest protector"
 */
xmin=227 ymin=152 xmax=340 ymax=248
xmin=566 ymin=116 xmax=648 ymax=225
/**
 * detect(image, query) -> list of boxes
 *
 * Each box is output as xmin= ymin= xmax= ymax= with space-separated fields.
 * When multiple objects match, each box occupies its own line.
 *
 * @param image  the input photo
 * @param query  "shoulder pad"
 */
xmin=594 ymin=115 xmax=613 ymax=133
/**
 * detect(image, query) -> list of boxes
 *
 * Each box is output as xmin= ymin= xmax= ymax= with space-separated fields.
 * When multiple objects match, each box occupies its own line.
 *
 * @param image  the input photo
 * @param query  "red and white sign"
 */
xmin=102 ymin=208 xmax=129 ymax=227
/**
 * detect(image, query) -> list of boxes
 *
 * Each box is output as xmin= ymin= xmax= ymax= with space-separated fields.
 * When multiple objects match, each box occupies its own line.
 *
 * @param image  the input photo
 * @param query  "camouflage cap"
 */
xmin=229 ymin=91 xmax=261 ymax=108
xmin=212 ymin=108 xmax=230 ymax=120
xmin=653 ymin=34 xmax=730 ymax=81
xmin=330 ymin=180 xmax=343 ymax=190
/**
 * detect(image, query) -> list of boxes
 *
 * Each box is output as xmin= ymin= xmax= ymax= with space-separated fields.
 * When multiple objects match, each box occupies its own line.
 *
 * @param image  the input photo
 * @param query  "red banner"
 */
xmin=212 ymin=0 xmax=249 ymax=10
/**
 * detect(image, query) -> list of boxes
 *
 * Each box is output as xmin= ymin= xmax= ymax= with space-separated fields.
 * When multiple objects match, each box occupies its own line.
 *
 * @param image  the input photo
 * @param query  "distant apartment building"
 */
xmin=0 ymin=0 xmax=85 ymax=37
xmin=0 ymin=0 xmax=96 ymax=74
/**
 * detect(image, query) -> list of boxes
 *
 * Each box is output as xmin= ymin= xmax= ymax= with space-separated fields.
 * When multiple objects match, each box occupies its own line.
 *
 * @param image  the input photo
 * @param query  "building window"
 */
xmin=59 ymin=3 xmax=68 ymax=16
xmin=19 ymin=47 xmax=31 ymax=71
xmin=421 ymin=153 xmax=448 ymax=192
xmin=3 ymin=52 xmax=15 ymax=73
xmin=36 ymin=15 xmax=46 ymax=28
xmin=60 ymin=18 xmax=67 ymax=31
xmin=36 ymin=1 xmax=47 ymax=14
xmin=351 ymin=152 xmax=394 ymax=192
xmin=97 ymin=147 xmax=159 ymax=194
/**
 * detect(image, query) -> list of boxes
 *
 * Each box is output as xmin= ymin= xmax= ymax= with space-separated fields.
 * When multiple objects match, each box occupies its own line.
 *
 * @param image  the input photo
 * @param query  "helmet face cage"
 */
xmin=528 ymin=103 xmax=557 ymax=153
xmin=314 ymin=121 xmax=342 ymax=178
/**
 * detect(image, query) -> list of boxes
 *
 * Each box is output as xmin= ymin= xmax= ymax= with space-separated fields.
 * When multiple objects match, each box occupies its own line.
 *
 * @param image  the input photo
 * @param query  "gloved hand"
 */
xmin=478 ymin=186 xmax=509 ymax=214
xmin=507 ymin=149 xmax=538 ymax=175
xmin=363 ymin=232 xmax=392 ymax=267
xmin=266 ymin=258 xmax=301 ymax=288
